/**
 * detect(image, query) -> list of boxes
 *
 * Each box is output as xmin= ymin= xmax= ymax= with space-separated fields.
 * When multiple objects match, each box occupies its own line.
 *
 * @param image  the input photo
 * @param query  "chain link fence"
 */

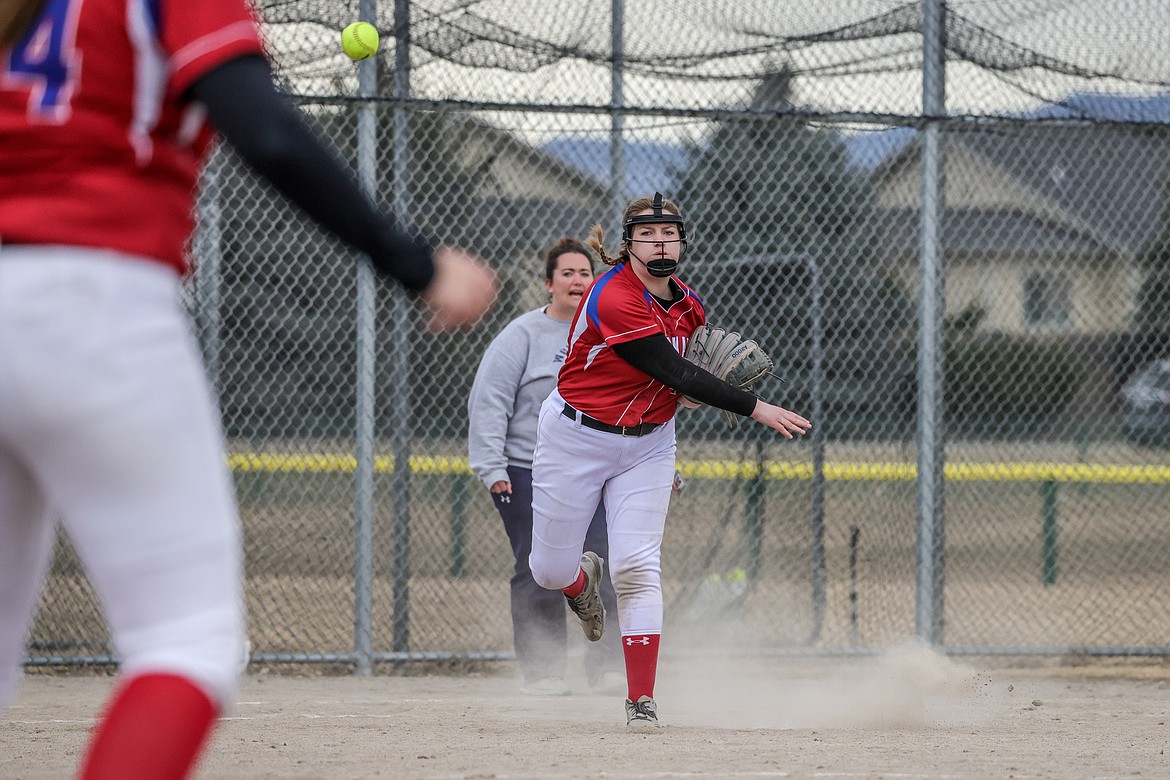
xmin=27 ymin=1 xmax=1170 ymax=667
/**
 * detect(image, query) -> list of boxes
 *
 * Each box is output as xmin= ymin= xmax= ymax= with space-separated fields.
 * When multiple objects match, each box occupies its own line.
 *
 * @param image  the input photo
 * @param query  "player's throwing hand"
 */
xmin=422 ymin=247 xmax=499 ymax=332
xmin=750 ymin=400 xmax=812 ymax=438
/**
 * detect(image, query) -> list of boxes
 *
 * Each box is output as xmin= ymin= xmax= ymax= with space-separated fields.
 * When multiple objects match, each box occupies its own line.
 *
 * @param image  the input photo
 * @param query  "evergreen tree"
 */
xmin=675 ymin=68 xmax=911 ymax=437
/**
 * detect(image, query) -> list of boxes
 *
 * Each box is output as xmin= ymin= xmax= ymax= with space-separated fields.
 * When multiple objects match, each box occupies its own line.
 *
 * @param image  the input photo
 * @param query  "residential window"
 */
xmin=1023 ymin=271 xmax=1071 ymax=327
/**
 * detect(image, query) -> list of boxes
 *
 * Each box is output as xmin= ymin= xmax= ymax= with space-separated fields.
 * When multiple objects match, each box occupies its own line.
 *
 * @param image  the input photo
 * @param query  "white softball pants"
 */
xmin=529 ymin=390 xmax=676 ymax=636
xmin=0 ymin=247 xmax=245 ymax=711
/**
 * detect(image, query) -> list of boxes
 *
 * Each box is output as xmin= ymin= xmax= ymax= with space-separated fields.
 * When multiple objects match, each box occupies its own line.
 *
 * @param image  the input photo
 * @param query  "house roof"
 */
xmin=959 ymin=125 xmax=1170 ymax=256
xmin=865 ymin=206 xmax=1112 ymax=262
xmin=463 ymin=196 xmax=601 ymax=253
xmin=444 ymin=114 xmax=609 ymax=203
xmin=872 ymin=123 xmax=1170 ymax=257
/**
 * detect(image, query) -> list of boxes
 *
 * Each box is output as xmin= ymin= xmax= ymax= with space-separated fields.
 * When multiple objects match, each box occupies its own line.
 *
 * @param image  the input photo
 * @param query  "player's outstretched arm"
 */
xmin=749 ymin=399 xmax=811 ymax=439
xmin=189 ymin=55 xmax=495 ymax=330
xmin=610 ymin=335 xmax=811 ymax=437
xmin=611 ymin=335 xmax=756 ymax=413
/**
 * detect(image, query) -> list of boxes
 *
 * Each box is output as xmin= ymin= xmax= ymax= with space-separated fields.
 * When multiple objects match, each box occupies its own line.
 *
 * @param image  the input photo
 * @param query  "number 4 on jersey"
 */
xmin=2 ymin=0 xmax=81 ymax=122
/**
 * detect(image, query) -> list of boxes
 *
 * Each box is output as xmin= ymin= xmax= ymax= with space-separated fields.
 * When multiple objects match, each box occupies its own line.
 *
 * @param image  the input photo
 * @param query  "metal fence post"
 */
xmin=1041 ymin=480 xmax=1059 ymax=585
xmin=915 ymin=0 xmax=947 ymax=646
xmin=449 ymin=474 xmax=467 ymax=578
xmin=609 ymin=0 xmax=625 ymax=223
xmin=744 ymin=436 xmax=766 ymax=582
xmin=389 ymin=0 xmax=415 ymax=658
xmin=352 ymin=0 xmax=381 ymax=677
xmin=807 ymin=256 xmax=827 ymax=644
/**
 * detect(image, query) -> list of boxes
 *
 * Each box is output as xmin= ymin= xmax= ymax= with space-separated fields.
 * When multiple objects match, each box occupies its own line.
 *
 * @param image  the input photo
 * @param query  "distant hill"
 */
xmin=542 ymin=92 xmax=1170 ymax=185
xmin=1033 ymin=91 xmax=1170 ymax=123
xmin=844 ymin=127 xmax=917 ymax=171
xmin=540 ymin=138 xmax=690 ymax=197
xmin=845 ymin=90 xmax=1170 ymax=171
xmin=543 ymin=131 xmax=895 ymax=186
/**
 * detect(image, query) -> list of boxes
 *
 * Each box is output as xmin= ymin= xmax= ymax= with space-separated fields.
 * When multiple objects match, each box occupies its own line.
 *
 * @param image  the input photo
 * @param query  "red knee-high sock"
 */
xmin=80 ymin=673 xmax=218 ymax=780
xmin=622 ymin=633 xmax=661 ymax=701
xmin=561 ymin=568 xmax=587 ymax=599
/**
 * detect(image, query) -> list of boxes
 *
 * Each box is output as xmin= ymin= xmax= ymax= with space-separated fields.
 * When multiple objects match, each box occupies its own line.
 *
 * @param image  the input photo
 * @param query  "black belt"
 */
xmin=562 ymin=403 xmax=662 ymax=437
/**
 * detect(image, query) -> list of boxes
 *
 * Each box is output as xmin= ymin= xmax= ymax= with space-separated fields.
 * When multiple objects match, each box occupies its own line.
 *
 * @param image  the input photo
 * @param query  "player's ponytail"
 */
xmin=587 ymin=224 xmax=627 ymax=267
xmin=1 ymin=0 xmax=48 ymax=50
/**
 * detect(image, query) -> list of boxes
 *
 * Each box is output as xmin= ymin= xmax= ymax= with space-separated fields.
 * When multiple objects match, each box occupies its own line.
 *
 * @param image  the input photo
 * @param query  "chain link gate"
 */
xmin=25 ymin=1 xmax=1170 ymax=669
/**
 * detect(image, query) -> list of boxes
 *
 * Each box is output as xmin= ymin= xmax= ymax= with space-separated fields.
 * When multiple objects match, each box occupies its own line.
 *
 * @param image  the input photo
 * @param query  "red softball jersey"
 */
xmin=558 ymin=261 xmax=707 ymax=427
xmin=0 ymin=0 xmax=266 ymax=275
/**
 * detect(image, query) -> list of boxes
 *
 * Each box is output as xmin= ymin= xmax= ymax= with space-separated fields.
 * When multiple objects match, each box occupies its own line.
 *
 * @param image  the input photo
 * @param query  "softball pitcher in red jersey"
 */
xmin=528 ymin=193 xmax=810 ymax=727
xmin=0 ymin=1 xmax=494 ymax=777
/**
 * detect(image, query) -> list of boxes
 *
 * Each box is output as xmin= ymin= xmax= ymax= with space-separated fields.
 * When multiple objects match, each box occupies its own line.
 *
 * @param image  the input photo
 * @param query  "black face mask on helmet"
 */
xmin=623 ymin=191 xmax=688 ymax=278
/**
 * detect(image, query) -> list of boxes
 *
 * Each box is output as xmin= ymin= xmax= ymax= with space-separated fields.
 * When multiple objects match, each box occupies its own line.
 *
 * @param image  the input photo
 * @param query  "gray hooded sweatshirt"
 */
xmin=467 ymin=306 xmax=570 ymax=488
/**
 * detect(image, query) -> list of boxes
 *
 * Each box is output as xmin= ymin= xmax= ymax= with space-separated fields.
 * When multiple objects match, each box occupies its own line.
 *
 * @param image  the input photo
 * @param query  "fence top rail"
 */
xmin=226 ymin=453 xmax=1170 ymax=484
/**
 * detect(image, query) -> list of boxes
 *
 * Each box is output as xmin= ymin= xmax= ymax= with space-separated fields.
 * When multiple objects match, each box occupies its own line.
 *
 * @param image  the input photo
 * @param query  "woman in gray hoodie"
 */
xmin=468 ymin=238 xmax=624 ymax=696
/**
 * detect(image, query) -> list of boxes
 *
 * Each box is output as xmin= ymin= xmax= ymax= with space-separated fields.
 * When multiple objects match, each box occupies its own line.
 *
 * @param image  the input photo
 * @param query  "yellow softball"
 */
xmin=342 ymin=22 xmax=379 ymax=61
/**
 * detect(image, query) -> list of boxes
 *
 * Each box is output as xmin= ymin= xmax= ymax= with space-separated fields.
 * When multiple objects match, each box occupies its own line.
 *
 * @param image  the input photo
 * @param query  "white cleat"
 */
xmin=625 ymin=695 xmax=661 ymax=728
xmin=565 ymin=551 xmax=605 ymax=642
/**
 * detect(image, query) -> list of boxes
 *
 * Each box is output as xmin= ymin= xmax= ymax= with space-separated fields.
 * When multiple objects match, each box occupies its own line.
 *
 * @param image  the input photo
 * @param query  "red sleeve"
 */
xmin=162 ymin=0 xmax=267 ymax=98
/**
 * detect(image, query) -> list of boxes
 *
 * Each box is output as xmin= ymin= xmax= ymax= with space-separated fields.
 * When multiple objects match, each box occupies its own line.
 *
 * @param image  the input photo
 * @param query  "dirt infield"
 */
xmin=4 ymin=646 xmax=1170 ymax=779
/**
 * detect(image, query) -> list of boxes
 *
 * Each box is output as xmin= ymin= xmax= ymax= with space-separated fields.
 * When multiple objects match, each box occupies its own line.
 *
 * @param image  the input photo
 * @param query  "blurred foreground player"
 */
xmin=0 ymin=1 xmax=496 ymax=778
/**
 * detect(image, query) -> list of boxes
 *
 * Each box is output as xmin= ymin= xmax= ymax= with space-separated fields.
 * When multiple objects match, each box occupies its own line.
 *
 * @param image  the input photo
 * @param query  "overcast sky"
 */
xmin=266 ymin=0 xmax=1170 ymax=145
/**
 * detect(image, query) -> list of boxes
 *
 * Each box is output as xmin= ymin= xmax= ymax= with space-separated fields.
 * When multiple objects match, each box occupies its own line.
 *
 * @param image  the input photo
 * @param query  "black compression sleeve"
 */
xmin=611 ymin=335 xmax=758 ymax=417
xmin=188 ymin=55 xmax=435 ymax=294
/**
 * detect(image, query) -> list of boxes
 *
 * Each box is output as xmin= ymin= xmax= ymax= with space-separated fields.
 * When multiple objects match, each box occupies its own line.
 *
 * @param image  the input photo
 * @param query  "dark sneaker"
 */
xmin=565 ymin=552 xmax=605 ymax=641
xmin=625 ymin=695 xmax=660 ymax=727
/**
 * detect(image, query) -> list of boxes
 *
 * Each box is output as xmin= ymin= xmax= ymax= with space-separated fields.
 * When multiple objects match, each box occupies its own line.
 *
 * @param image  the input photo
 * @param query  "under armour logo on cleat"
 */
xmin=625 ymin=636 xmax=651 ymax=646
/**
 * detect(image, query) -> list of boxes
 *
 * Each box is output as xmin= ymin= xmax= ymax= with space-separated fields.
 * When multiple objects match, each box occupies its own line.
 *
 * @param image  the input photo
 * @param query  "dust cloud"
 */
xmin=657 ymin=639 xmax=1005 ymax=730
